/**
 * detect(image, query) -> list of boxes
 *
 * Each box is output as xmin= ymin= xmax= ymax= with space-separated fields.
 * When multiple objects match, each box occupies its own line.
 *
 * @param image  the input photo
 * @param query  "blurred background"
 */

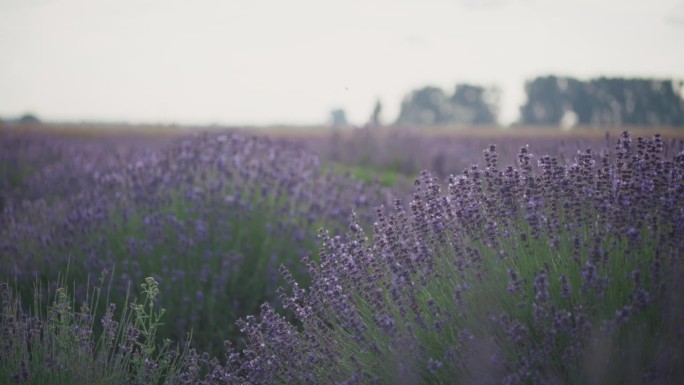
xmin=1 ymin=0 xmax=683 ymax=130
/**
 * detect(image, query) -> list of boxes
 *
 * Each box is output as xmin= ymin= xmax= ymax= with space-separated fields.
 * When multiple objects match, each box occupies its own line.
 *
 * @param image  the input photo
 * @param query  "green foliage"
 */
xmin=0 ymin=275 xmax=188 ymax=385
xmin=325 ymin=161 xmax=405 ymax=188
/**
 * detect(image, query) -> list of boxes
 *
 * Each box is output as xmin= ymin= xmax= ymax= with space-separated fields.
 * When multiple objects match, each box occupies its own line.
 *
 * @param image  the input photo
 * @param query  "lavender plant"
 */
xmin=1 ymin=131 xmax=390 ymax=356
xmin=232 ymin=131 xmax=684 ymax=384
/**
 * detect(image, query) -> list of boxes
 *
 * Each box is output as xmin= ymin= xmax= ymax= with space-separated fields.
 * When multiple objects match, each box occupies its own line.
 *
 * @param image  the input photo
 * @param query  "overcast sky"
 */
xmin=1 ymin=0 xmax=683 ymax=126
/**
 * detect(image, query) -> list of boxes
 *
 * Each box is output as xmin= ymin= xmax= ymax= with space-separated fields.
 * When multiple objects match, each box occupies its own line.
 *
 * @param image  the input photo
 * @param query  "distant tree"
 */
xmin=330 ymin=109 xmax=348 ymax=127
xmin=519 ymin=76 xmax=570 ymax=125
xmin=450 ymin=84 xmax=498 ymax=124
xmin=588 ymin=77 xmax=684 ymax=126
xmin=396 ymin=84 xmax=498 ymax=126
xmin=396 ymin=86 xmax=449 ymax=125
xmin=18 ymin=113 xmax=41 ymax=125
xmin=370 ymin=99 xmax=383 ymax=126
xmin=520 ymin=76 xmax=684 ymax=126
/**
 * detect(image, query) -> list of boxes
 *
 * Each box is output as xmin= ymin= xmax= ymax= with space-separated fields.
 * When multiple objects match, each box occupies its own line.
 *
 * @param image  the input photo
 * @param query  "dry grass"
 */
xmin=3 ymin=121 xmax=684 ymax=141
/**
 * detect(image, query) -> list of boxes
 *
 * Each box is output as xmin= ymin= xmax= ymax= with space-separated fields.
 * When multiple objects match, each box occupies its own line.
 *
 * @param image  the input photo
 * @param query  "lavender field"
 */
xmin=1 ymin=126 xmax=684 ymax=384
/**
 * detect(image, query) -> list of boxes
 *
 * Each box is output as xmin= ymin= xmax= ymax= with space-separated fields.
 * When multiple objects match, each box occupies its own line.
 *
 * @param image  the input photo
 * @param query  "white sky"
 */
xmin=1 ymin=0 xmax=683 ymax=126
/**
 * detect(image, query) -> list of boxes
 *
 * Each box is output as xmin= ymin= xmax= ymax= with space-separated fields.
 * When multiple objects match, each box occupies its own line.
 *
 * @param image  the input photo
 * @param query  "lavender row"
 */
xmin=0 ymin=131 xmax=391 ymax=355
xmin=229 ymin=131 xmax=684 ymax=384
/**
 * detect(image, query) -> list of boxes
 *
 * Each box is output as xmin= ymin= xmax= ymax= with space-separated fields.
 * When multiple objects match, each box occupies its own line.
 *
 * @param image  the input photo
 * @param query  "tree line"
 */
xmin=391 ymin=76 xmax=684 ymax=127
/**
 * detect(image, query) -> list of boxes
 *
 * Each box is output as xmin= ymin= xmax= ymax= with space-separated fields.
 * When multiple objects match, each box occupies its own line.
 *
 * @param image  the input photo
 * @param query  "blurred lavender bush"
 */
xmin=0 ymin=131 xmax=156 ymax=209
xmin=0 ymin=131 xmax=391 ymax=355
xmin=297 ymin=127 xmax=684 ymax=180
